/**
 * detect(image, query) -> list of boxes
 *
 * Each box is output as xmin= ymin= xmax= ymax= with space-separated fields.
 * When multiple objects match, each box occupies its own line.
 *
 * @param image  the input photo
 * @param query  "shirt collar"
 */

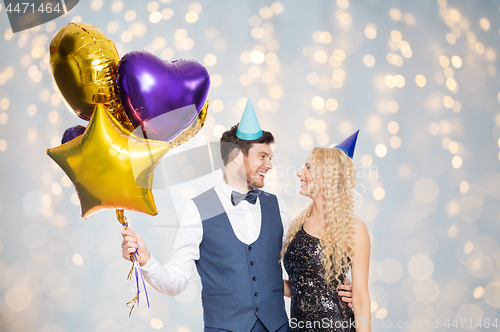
xmin=218 ymin=178 xmax=257 ymax=199
xmin=218 ymin=178 xmax=237 ymax=200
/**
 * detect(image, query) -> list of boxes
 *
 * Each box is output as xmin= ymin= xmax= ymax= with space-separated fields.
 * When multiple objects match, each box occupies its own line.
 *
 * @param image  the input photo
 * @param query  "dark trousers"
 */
xmin=204 ymin=319 xmax=290 ymax=332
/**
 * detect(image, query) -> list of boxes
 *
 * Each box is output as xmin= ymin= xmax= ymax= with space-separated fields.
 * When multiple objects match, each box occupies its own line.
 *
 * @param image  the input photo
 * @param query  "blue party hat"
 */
xmin=334 ymin=130 xmax=359 ymax=159
xmin=236 ymin=99 xmax=263 ymax=140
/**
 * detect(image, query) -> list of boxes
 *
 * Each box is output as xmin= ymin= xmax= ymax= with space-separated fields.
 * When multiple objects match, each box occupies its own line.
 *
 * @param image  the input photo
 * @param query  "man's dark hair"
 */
xmin=220 ymin=123 xmax=274 ymax=165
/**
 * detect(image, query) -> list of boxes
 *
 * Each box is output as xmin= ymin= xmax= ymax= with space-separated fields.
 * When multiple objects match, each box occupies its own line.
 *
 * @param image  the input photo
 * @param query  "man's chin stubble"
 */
xmin=248 ymin=179 xmax=264 ymax=189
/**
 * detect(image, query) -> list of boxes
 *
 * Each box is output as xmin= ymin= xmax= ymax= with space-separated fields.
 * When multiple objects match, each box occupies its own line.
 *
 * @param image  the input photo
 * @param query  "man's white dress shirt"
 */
xmin=140 ymin=179 xmax=292 ymax=296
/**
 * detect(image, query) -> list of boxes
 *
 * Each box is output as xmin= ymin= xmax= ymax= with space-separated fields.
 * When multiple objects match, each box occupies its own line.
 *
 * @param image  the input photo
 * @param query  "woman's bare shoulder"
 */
xmin=353 ymin=217 xmax=367 ymax=231
xmin=353 ymin=218 xmax=370 ymax=242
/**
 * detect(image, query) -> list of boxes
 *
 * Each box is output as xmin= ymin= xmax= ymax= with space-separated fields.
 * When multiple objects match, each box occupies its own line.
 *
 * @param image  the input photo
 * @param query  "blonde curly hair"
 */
xmin=282 ymin=147 xmax=356 ymax=287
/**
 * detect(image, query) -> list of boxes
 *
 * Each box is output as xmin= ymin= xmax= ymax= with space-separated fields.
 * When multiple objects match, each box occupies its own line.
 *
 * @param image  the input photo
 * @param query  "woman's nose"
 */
xmin=297 ymin=168 xmax=303 ymax=177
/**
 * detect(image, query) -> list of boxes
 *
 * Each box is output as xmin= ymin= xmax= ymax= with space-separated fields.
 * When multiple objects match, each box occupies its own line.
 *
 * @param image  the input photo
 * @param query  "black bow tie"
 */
xmin=231 ymin=189 xmax=258 ymax=206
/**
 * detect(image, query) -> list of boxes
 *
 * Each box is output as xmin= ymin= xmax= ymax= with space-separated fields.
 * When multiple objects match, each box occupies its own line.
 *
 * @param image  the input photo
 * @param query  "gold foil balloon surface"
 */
xmin=49 ymin=22 xmax=132 ymax=129
xmin=168 ymin=99 xmax=209 ymax=149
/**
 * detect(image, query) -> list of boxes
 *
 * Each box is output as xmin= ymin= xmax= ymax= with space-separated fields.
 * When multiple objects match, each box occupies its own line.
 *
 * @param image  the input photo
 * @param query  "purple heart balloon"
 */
xmin=117 ymin=51 xmax=210 ymax=141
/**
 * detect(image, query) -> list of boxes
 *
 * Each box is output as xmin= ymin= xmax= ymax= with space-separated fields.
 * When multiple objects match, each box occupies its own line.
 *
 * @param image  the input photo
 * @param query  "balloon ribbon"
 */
xmin=116 ymin=209 xmax=150 ymax=316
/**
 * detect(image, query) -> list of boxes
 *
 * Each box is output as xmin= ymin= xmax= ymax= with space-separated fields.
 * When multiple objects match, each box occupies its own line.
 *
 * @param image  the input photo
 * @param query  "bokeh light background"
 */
xmin=1 ymin=0 xmax=500 ymax=331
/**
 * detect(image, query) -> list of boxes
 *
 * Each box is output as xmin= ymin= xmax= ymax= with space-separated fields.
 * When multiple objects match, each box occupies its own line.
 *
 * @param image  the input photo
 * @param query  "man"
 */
xmin=121 ymin=100 xmax=352 ymax=331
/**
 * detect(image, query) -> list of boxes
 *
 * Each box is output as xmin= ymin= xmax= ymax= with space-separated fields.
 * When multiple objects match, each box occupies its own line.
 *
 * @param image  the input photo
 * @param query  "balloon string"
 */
xmin=140 ymin=123 xmax=156 ymax=166
xmin=134 ymin=247 xmax=150 ymax=308
xmin=116 ymin=209 xmax=150 ymax=316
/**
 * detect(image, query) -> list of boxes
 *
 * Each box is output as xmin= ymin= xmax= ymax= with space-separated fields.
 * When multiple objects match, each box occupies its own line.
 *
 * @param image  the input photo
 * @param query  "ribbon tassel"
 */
xmin=116 ymin=209 xmax=150 ymax=316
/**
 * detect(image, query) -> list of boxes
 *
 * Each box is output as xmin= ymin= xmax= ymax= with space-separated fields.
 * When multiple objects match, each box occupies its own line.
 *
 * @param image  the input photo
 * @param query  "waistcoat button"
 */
xmin=254 ymin=292 xmax=259 ymax=297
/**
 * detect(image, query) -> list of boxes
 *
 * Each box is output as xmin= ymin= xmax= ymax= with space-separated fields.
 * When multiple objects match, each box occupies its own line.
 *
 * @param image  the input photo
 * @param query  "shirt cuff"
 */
xmin=140 ymin=253 xmax=160 ymax=275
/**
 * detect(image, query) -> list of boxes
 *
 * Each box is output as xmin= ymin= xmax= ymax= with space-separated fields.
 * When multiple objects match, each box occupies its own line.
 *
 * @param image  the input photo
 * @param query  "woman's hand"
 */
xmin=338 ymin=278 xmax=353 ymax=308
xmin=121 ymin=229 xmax=150 ymax=266
xmin=284 ymin=279 xmax=291 ymax=298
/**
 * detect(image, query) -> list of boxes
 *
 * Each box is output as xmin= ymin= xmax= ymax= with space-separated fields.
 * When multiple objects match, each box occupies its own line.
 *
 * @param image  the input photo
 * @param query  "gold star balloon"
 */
xmin=47 ymin=101 xmax=210 ymax=315
xmin=47 ymin=104 xmax=171 ymax=219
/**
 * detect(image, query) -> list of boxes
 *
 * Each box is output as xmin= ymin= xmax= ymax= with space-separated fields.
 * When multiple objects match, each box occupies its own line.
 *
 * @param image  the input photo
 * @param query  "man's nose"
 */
xmin=266 ymin=160 xmax=273 ymax=170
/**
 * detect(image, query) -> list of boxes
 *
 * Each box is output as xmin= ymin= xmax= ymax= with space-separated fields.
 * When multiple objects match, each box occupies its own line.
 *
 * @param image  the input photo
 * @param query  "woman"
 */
xmin=283 ymin=138 xmax=371 ymax=332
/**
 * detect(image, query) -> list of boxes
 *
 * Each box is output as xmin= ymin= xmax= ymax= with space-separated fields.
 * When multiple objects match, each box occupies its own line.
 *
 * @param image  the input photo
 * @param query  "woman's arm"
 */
xmin=351 ymin=218 xmax=371 ymax=332
xmin=284 ymin=279 xmax=291 ymax=298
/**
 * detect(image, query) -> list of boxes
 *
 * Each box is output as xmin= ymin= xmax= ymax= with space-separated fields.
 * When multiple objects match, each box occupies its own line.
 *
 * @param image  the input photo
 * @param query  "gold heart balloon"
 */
xmin=47 ymin=104 xmax=171 ymax=219
xmin=49 ymin=22 xmax=132 ymax=130
xmin=168 ymin=99 xmax=209 ymax=148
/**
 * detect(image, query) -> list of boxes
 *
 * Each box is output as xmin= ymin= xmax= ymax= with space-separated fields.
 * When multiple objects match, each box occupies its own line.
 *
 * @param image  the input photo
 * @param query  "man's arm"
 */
xmin=121 ymin=200 xmax=203 ymax=296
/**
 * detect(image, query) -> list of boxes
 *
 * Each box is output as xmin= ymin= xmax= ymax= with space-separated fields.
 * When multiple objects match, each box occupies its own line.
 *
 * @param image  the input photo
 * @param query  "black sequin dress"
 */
xmin=284 ymin=226 xmax=356 ymax=332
